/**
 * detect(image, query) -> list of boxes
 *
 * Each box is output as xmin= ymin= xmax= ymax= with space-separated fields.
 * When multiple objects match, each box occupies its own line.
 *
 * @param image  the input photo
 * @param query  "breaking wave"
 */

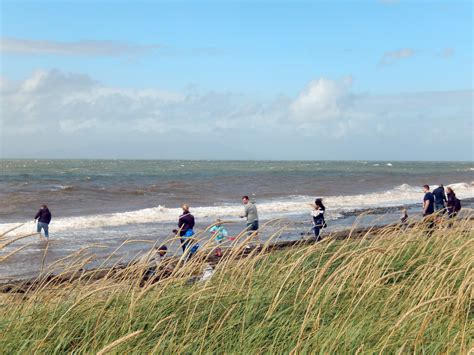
xmin=1 ymin=182 xmax=472 ymax=236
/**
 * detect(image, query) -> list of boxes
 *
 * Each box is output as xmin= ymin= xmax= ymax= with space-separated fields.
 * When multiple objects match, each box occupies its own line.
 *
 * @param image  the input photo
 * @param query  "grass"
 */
xmin=0 ymin=215 xmax=473 ymax=354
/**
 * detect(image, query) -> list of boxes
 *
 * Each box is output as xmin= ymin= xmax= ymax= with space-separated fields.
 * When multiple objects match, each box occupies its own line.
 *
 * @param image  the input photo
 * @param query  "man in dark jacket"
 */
xmin=432 ymin=184 xmax=447 ymax=213
xmin=34 ymin=205 xmax=52 ymax=238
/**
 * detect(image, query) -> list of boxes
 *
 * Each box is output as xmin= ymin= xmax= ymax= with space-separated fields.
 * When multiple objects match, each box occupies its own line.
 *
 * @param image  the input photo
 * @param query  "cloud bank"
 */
xmin=1 ymin=69 xmax=472 ymax=160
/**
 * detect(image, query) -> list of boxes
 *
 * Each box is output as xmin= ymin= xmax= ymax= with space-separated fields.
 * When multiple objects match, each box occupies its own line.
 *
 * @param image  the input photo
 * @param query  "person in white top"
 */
xmin=311 ymin=198 xmax=326 ymax=241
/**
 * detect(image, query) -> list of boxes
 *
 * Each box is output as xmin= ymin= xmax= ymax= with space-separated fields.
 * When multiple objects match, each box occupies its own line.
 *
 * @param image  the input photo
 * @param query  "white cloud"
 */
xmin=379 ymin=48 xmax=415 ymax=66
xmin=289 ymin=76 xmax=354 ymax=123
xmin=0 ymin=37 xmax=159 ymax=57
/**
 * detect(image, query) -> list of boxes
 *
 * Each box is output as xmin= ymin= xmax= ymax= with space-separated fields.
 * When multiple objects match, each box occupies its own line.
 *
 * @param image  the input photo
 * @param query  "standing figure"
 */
xmin=311 ymin=198 xmax=326 ymax=241
xmin=422 ymin=185 xmax=435 ymax=234
xmin=432 ymin=184 xmax=447 ymax=213
xmin=34 ymin=204 xmax=52 ymax=239
xmin=240 ymin=196 xmax=259 ymax=233
xmin=446 ymin=187 xmax=461 ymax=219
xmin=422 ymin=185 xmax=435 ymax=217
xmin=400 ymin=207 xmax=409 ymax=229
xmin=210 ymin=219 xmax=228 ymax=257
xmin=178 ymin=204 xmax=195 ymax=253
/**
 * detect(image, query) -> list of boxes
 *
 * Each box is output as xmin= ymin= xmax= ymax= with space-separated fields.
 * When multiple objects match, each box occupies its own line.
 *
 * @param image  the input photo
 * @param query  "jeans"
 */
xmin=37 ymin=221 xmax=49 ymax=238
xmin=246 ymin=221 xmax=259 ymax=231
xmin=312 ymin=226 xmax=322 ymax=242
xmin=434 ymin=203 xmax=445 ymax=213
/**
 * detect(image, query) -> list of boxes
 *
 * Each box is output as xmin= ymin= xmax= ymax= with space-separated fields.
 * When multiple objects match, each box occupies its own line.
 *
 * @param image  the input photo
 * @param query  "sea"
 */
xmin=1 ymin=160 xmax=473 ymax=281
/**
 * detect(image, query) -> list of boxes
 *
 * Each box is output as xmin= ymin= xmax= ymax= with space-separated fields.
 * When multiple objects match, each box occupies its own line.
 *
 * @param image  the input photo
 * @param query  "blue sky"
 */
xmin=0 ymin=0 xmax=472 ymax=160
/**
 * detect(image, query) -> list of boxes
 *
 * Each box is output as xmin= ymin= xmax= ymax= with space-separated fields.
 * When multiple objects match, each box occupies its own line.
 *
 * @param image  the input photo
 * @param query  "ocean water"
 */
xmin=1 ymin=160 xmax=473 ymax=280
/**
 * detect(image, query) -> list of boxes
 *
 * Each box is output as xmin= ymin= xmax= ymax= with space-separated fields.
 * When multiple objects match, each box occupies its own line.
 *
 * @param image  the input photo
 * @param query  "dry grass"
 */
xmin=0 ymin=215 xmax=472 ymax=353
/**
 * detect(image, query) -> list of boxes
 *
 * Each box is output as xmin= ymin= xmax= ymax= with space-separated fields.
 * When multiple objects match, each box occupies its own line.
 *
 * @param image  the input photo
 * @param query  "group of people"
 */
xmin=33 ymin=185 xmax=462 ymax=245
xmin=172 ymin=195 xmax=328 ymax=259
xmin=422 ymin=184 xmax=461 ymax=218
xmin=399 ymin=184 xmax=462 ymax=229
xmin=173 ymin=196 xmax=263 ymax=259
xmin=29 ymin=185 xmax=464 ymax=287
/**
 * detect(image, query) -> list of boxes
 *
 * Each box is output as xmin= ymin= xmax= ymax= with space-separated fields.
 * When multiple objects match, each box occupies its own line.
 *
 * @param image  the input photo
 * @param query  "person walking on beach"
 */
xmin=422 ymin=185 xmax=435 ymax=217
xmin=210 ymin=219 xmax=228 ymax=257
xmin=210 ymin=219 xmax=228 ymax=243
xmin=400 ymin=207 xmax=409 ymax=229
xmin=432 ymin=184 xmax=447 ymax=213
xmin=34 ymin=204 xmax=51 ymax=239
xmin=240 ymin=196 xmax=259 ymax=233
xmin=177 ymin=204 xmax=195 ymax=253
xmin=422 ymin=185 xmax=435 ymax=234
xmin=311 ymin=198 xmax=326 ymax=241
xmin=446 ymin=187 xmax=461 ymax=219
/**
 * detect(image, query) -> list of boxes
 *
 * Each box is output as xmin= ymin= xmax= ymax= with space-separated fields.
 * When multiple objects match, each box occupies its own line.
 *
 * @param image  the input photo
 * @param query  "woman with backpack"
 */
xmin=177 ymin=204 xmax=195 ymax=253
xmin=446 ymin=187 xmax=461 ymax=219
xmin=311 ymin=198 xmax=326 ymax=241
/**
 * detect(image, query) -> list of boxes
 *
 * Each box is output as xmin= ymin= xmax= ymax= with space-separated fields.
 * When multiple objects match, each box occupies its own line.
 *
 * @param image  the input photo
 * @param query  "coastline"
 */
xmin=2 ymin=214 xmax=472 ymax=294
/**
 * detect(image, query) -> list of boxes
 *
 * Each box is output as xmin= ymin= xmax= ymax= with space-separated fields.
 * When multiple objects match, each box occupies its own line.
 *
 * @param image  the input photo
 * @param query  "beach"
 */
xmin=1 ymin=159 xmax=473 ymax=280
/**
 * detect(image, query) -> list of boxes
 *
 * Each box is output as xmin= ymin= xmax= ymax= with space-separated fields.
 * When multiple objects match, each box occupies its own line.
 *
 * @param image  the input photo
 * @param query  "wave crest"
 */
xmin=1 ymin=182 xmax=472 ymax=236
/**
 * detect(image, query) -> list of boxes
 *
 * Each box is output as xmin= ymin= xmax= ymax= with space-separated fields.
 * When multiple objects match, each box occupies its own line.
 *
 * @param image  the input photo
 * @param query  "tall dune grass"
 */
xmin=0 ymin=215 xmax=472 ymax=353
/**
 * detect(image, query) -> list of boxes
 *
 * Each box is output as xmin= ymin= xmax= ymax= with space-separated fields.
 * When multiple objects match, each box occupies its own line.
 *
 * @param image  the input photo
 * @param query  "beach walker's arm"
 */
xmin=423 ymin=200 xmax=429 ymax=213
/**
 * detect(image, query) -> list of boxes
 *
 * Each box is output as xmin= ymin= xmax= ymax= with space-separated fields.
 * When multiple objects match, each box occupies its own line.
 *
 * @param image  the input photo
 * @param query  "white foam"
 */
xmin=51 ymin=185 xmax=73 ymax=191
xmin=1 ymin=182 xmax=472 ymax=236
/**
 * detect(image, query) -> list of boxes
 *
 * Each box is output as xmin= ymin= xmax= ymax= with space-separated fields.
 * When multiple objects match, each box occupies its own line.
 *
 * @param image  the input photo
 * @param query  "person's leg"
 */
xmin=423 ymin=214 xmax=435 ymax=236
xmin=37 ymin=221 xmax=42 ymax=234
xmin=436 ymin=203 xmax=446 ymax=214
xmin=43 ymin=223 xmax=49 ymax=238
xmin=312 ymin=226 xmax=321 ymax=241
xmin=245 ymin=222 xmax=253 ymax=234
xmin=215 ymin=240 xmax=223 ymax=257
xmin=180 ymin=238 xmax=188 ymax=253
xmin=247 ymin=221 xmax=259 ymax=240
xmin=252 ymin=221 xmax=259 ymax=239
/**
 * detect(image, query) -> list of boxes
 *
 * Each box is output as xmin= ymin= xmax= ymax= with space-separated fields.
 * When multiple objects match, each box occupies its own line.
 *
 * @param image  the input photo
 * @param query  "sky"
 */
xmin=0 ymin=0 xmax=472 ymax=160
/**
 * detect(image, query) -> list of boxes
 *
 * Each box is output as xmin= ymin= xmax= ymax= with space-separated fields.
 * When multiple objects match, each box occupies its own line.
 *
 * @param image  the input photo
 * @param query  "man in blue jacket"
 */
xmin=34 ymin=204 xmax=52 ymax=238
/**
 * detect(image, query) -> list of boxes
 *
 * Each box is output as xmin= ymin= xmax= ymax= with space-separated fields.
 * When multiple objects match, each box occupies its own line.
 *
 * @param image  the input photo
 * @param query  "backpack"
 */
xmin=184 ymin=229 xmax=195 ymax=237
xmin=454 ymin=198 xmax=462 ymax=212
